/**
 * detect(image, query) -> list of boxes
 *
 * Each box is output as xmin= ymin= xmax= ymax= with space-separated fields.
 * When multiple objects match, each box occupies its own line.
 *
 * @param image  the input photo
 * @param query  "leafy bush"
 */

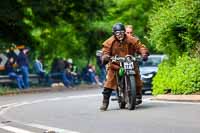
xmin=148 ymin=0 xmax=200 ymax=60
xmin=153 ymin=55 xmax=200 ymax=95
xmin=149 ymin=0 xmax=200 ymax=95
xmin=152 ymin=60 xmax=173 ymax=95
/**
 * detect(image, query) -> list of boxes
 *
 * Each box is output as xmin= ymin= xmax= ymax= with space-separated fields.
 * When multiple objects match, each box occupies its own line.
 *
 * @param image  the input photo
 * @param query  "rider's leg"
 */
xmin=135 ymin=65 xmax=143 ymax=105
xmin=100 ymin=88 xmax=113 ymax=111
xmin=136 ymin=80 xmax=143 ymax=104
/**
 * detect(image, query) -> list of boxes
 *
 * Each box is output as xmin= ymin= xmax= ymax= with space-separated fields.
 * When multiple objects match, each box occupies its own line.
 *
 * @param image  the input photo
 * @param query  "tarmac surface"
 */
xmin=1 ymin=84 xmax=200 ymax=103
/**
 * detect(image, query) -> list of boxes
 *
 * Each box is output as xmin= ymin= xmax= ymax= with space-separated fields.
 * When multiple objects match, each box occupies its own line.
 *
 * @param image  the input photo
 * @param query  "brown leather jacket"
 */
xmin=102 ymin=35 xmax=149 ymax=90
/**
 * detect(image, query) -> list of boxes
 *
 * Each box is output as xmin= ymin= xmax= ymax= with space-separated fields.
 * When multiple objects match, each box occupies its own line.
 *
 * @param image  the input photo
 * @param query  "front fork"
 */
xmin=116 ymin=71 xmax=126 ymax=103
xmin=115 ymin=72 xmax=122 ymax=103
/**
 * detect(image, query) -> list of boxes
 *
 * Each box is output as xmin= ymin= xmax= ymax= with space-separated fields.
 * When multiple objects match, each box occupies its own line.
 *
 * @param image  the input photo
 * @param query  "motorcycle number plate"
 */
xmin=124 ymin=62 xmax=134 ymax=69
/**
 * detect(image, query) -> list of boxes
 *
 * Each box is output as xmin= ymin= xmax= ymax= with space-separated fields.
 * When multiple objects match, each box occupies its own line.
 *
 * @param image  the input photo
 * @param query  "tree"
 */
xmin=0 ymin=0 xmax=107 ymax=65
xmin=93 ymin=0 xmax=153 ymax=48
xmin=148 ymin=0 xmax=200 ymax=60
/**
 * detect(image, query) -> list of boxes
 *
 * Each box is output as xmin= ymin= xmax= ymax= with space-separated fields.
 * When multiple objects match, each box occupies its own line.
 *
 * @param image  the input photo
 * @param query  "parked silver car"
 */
xmin=139 ymin=54 xmax=167 ymax=94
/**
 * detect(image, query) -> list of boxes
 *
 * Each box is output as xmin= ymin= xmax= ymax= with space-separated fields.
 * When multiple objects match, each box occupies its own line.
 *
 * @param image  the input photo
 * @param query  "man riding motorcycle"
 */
xmin=100 ymin=23 xmax=149 ymax=111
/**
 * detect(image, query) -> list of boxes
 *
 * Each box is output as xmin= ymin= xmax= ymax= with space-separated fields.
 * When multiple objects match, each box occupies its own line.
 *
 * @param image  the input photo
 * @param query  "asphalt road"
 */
xmin=0 ymin=87 xmax=200 ymax=133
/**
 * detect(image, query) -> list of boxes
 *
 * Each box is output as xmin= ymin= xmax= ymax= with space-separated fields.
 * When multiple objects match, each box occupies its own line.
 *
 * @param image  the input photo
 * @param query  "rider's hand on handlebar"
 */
xmin=102 ymin=54 xmax=111 ymax=64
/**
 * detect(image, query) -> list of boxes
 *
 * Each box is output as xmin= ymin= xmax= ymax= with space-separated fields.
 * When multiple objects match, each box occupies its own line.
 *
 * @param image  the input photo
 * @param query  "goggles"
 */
xmin=114 ymin=30 xmax=125 ymax=36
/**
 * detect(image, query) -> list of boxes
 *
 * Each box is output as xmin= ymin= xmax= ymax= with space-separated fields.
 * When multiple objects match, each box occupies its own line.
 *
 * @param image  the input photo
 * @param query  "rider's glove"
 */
xmin=102 ymin=54 xmax=111 ymax=65
xmin=110 ymin=62 xmax=120 ymax=70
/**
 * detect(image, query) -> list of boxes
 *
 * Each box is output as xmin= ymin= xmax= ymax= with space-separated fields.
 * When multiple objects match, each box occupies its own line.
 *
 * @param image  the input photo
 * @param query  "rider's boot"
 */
xmin=136 ymin=94 xmax=142 ymax=105
xmin=100 ymin=88 xmax=112 ymax=111
xmin=136 ymin=77 xmax=143 ymax=105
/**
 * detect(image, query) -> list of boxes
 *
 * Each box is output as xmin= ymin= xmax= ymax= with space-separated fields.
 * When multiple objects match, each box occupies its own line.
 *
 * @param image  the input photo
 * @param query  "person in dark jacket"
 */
xmin=5 ymin=57 xmax=24 ymax=89
xmin=17 ymin=48 xmax=30 ymax=88
xmin=50 ymin=57 xmax=71 ymax=88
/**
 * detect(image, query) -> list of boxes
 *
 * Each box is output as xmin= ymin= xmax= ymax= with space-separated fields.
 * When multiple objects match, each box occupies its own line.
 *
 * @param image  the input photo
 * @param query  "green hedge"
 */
xmin=152 ymin=55 xmax=200 ymax=95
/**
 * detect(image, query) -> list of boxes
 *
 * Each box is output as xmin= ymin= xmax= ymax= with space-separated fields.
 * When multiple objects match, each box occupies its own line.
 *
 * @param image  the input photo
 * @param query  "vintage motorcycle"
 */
xmin=110 ymin=55 xmax=141 ymax=110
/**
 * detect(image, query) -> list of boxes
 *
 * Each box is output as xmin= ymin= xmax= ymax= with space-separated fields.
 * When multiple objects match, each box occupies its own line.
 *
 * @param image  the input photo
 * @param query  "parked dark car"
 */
xmin=139 ymin=55 xmax=167 ymax=94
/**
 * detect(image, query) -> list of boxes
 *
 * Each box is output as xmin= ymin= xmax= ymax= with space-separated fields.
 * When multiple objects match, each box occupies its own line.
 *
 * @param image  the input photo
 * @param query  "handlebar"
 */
xmin=110 ymin=55 xmax=141 ymax=63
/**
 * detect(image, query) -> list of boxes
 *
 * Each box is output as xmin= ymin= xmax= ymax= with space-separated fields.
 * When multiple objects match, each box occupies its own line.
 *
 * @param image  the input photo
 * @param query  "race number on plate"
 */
xmin=124 ymin=62 xmax=134 ymax=69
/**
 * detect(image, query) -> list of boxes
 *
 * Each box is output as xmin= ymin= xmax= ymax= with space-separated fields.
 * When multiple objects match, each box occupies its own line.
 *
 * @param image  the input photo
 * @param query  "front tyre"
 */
xmin=126 ymin=75 xmax=136 ymax=110
xmin=117 ymin=82 xmax=126 ymax=109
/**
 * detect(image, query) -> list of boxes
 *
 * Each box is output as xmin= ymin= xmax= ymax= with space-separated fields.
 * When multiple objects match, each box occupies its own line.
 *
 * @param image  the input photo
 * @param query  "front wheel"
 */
xmin=116 ymin=76 xmax=126 ymax=109
xmin=117 ymin=84 xmax=126 ymax=109
xmin=125 ymin=75 xmax=136 ymax=110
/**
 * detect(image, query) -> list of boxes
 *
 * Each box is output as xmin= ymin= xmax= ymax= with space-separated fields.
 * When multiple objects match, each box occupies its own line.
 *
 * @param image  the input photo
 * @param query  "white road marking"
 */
xmin=68 ymin=94 xmax=101 ymax=99
xmin=0 ymin=124 xmax=36 ymax=133
xmin=26 ymin=123 xmax=80 ymax=133
xmin=47 ymin=97 xmax=63 ymax=101
xmin=0 ymin=103 xmax=19 ymax=108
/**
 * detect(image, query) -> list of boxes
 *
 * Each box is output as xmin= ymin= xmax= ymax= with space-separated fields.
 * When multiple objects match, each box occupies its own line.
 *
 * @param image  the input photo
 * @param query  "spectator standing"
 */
xmin=5 ymin=57 xmax=24 ymax=89
xmin=17 ymin=48 xmax=30 ymax=89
